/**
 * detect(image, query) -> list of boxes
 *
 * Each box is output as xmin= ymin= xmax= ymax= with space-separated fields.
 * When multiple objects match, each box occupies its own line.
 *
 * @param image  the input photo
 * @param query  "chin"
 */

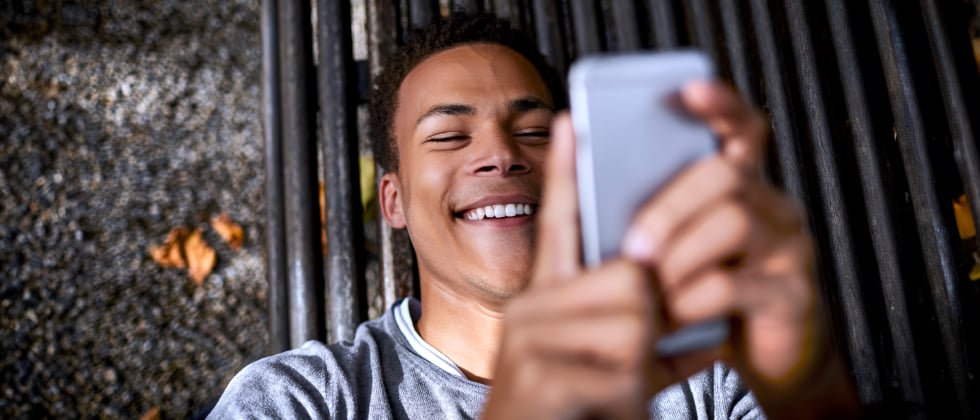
xmin=468 ymin=277 xmax=528 ymax=301
xmin=468 ymin=261 xmax=533 ymax=300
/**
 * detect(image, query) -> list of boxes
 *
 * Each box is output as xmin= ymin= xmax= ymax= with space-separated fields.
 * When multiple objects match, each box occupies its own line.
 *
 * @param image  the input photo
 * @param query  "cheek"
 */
xmin=530 ymin=146 xmax=548 ymax=164
xmin=402 ymin=153 xmax=458 ymax=216
xmin=525 ymin=146 xmax=549 ymax=178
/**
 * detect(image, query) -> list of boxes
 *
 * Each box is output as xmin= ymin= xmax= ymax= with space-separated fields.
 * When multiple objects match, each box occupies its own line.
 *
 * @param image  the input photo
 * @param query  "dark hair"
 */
xmin=368 ymin=13 xmax=568 ymax=173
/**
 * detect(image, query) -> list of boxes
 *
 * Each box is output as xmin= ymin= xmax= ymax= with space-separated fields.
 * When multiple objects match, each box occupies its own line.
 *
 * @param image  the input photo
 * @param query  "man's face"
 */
xmin=380 ymin=43 xmax=554 ymax=303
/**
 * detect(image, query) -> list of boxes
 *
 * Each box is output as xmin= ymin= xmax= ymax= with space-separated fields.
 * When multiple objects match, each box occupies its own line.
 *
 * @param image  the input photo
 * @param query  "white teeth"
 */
xmin=461 ymin=203 xmax=534 ymax=220
xmin=493 ymin=204 xmax=505 ymax=218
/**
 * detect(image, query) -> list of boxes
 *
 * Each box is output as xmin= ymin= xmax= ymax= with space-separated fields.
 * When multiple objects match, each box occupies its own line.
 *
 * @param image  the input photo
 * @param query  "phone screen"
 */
xmin=569 ymin=51 xmax=728 ymax=357
xmin=571 ymin=51 xmax=717 ymax=267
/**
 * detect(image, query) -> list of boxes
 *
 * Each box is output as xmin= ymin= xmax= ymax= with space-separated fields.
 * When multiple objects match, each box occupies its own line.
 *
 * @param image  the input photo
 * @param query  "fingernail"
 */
xmin=686 ymin=79 xmax=712 ymax=92
xmin=623 ymin=229 xmax=658 ymax=262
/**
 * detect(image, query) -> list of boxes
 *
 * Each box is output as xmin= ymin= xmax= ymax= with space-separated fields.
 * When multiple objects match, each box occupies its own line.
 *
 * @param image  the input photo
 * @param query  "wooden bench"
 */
xmin=259 ymin=0 xmax=980 ymax=416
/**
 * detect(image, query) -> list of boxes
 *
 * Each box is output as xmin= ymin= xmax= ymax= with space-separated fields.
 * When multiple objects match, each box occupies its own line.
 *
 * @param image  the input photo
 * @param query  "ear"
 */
xmin=379 ymin=172 xmax=407 ymax=228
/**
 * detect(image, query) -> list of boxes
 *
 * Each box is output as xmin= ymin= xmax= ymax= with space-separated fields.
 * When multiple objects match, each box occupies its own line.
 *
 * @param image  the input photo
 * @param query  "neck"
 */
xmin=415 ymin=277 xmax=508 ymax=384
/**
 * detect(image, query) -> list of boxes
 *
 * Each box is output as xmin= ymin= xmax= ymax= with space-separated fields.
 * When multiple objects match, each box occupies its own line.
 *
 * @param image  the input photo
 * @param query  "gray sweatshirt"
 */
xmin=209 ymin=298 xmax=762 ymax=419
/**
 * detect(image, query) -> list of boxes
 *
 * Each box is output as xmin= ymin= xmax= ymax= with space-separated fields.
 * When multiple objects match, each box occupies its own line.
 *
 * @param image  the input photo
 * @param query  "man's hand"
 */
xmin=484 ymin=81 xmax=859 ymax=419
xmin=618 ymin=81 xmax=859 ymax=417
xmin=621 ymin=80 xmax=812 ymax=379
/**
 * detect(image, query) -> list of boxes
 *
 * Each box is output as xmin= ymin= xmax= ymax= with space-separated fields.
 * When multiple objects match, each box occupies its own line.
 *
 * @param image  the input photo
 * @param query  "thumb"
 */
xmin=532 ymin=113 xmax=582 ymax=286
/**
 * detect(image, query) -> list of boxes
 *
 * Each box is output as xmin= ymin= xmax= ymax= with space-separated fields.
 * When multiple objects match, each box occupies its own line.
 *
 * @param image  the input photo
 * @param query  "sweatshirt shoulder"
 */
xmin=208 ymin=341 xmax=339 ymax=419
xmin=209 ymin=316 xmax=398 ymax=419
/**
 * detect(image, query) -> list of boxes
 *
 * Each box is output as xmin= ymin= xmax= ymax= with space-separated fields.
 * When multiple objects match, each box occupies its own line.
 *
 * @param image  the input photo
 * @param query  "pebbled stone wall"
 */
xmin=1 ymin=1 xmax=270 ymax=417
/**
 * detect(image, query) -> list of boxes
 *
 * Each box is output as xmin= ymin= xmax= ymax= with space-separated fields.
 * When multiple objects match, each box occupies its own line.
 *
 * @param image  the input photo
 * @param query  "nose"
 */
xmin=466 ymin=127 xmax=532 ymax=177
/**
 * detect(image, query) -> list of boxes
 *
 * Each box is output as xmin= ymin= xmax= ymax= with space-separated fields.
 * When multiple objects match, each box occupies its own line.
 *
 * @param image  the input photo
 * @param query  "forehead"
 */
xmin=394 ymin=43 xmax=552 ymax=127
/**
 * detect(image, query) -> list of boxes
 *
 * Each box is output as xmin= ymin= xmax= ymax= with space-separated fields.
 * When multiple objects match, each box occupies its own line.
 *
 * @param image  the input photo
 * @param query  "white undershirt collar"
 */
xmin=394 ymin=298 xmax=467 ymax=378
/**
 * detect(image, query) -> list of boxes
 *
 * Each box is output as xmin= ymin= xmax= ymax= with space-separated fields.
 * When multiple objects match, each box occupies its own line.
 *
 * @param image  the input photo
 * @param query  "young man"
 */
xmin=211 ymin=14 xmax=859 ymax=419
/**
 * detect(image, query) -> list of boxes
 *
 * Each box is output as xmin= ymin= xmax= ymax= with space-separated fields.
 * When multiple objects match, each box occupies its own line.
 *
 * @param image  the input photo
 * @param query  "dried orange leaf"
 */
xmin=184 ymin=228 xmax=216 ymax=286
xmin=953 ymin=194 xmax=975 ymax=239
xmin=211 ymin=213 xmax=244 ymax=250
xmin=149 ymin=227 xmax=189 ymax=268
xmin=974 ymin=39 xmax=980 ymax=74
xmin=149 ymin=244 xmax=182 ymax=268
xmin=140 ymin=407 xmax=161 ymax=420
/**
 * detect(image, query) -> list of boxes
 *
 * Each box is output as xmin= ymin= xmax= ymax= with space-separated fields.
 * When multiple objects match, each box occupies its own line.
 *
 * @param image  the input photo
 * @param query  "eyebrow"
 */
xmin=509 ymin=97 xmax=553 ymax=113
xmin=416 ymin=104 xmax=476 ymax=125
xmin=415 ymin=97 xmax=553 ymax=126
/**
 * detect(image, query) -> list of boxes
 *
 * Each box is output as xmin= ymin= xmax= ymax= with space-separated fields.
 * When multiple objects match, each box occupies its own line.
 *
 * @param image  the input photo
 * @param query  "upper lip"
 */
xmin=454 ymin=193 xmax=538 ymax=215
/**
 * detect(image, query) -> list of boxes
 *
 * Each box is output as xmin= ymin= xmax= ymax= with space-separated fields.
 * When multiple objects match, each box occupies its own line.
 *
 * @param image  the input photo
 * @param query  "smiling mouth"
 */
xmin=457 ymin=203 xmax=535 ymax=221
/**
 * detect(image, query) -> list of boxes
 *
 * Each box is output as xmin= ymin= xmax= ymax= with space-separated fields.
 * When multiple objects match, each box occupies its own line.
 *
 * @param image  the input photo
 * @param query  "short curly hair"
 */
xmin=368 ymin=13 xmax=568 ymax=173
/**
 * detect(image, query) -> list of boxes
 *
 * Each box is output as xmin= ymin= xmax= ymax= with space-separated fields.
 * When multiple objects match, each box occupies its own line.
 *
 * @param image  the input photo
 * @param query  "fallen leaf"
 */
xmin=974 ymin=38 xmax=980 ymax=75
xmin=211 ymin=213 xmax=244 ymax=250
xmin=140 ymin=407 xmax=161 ymax=420
xmin=184 ymin=228 xmax=216 ymax=286
xmin=953 ymin=194 xmax=975 ymax=239
xmin=149 ymin=227 xmax=189 ymax=268
xmin=360 ymin=155 xmax=377 ymax=222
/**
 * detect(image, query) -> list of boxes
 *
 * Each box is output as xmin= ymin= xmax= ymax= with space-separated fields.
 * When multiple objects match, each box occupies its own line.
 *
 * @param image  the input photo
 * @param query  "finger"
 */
xmin=743 ymin=180 xmax=807 ymax=235
xmin=622 ymin=157 xmax=743 ymax=264
xmin=731 ymin=235 xmax=814 ymax=316
xmin=515 ymin=259 xmax=652 ymax=324
xmin=517 ymin=310 xmax=651 ymax=371
xmin=657 ymin=199 xmax=755 ymax=292
xmin=681 ymin=81 xmax=767 ymax=173
xmin=665 ymin=269 xmax=736 ymax=324
xmin=723 ymin=235 xmax=815 ymax=381
xmin=732 ymin=289 xmax=814 ymax=382
xmin=532 ymin=113 xmax=581 ymax=285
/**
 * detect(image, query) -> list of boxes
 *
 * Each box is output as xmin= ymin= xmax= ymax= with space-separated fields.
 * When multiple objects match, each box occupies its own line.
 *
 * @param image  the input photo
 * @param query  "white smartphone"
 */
xmin=569 ymin=51 xmax=729 ymax=357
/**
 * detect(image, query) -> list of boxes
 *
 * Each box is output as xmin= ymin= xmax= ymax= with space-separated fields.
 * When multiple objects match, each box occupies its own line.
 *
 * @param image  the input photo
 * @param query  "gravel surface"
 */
xmin=1 ymin=1 xmax=270 ymax=417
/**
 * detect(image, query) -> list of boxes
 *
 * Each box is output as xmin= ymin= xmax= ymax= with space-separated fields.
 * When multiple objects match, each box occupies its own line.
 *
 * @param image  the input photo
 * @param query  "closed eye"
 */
xmin=515 ymin=130 xmax=550 ymax=143
xmin=426 ymin=134 xmax=470 ymax=143
xmin=516 ymin=130 xmax=549 ymax=137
